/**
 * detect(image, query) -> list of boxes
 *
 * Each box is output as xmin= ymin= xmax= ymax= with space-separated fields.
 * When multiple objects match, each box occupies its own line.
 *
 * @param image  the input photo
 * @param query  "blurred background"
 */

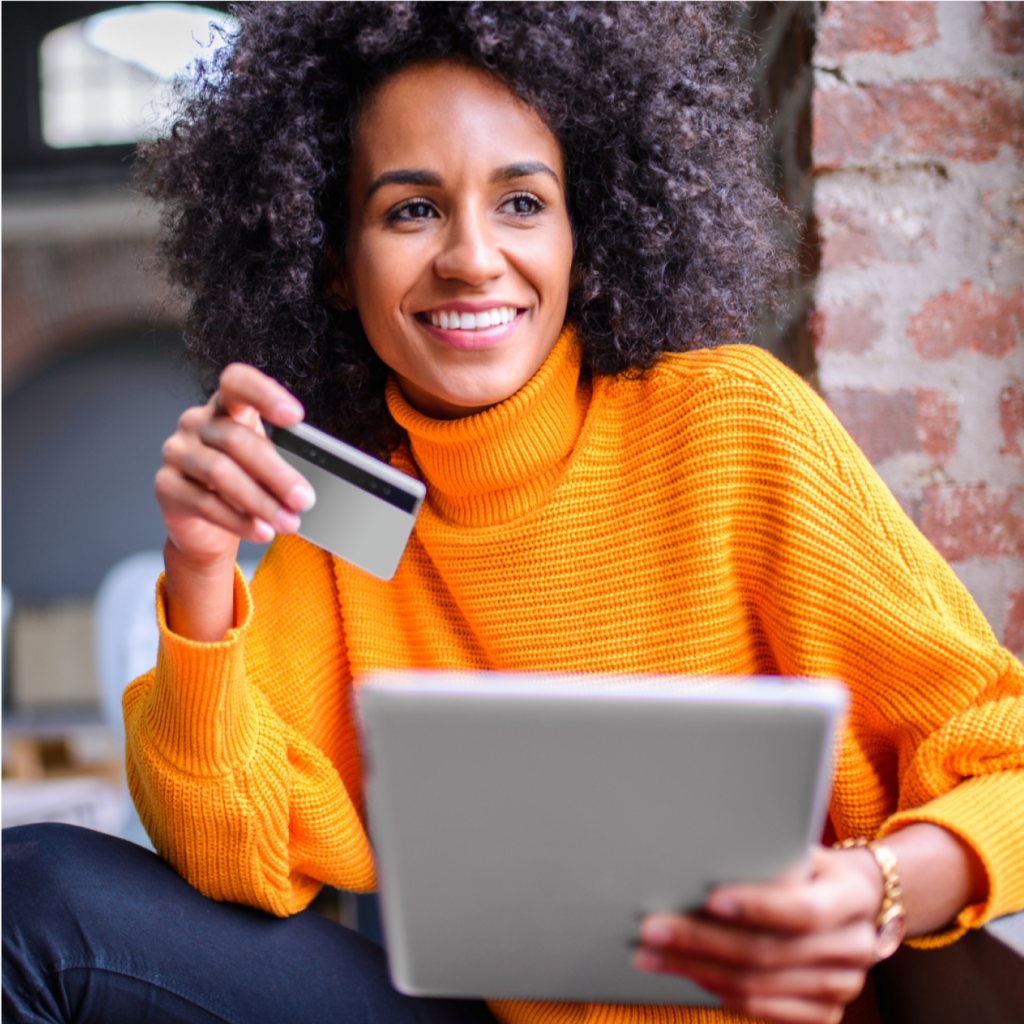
xmin=2 ymin=2 xmax=1022 ymax=852
xmin=2 ymin=1 xmax=267 ymax=845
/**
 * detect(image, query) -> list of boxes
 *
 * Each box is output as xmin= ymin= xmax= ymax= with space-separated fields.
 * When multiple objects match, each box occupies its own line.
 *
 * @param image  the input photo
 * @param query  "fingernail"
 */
xmin=254 ymin=518 xmax=275 ymax=543
xmin=274 ymin=401 xmax=303 ymax=422
xmin=706 ymin=895 xmax=740 ymax=919
xmin=288 ymin=482 xmax=316 ymax=512
xmin=276 ymin=510 xmax=301 ymax=533
xmin=640 ymin=920 xmax=674 ymax=947
xmin=634 ymin=949 xmax=662 ymax=972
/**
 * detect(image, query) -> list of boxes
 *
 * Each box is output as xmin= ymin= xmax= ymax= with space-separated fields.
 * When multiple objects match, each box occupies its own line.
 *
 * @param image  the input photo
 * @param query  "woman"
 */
xmin=4 ymin=5 xmax=1022 ymax=1024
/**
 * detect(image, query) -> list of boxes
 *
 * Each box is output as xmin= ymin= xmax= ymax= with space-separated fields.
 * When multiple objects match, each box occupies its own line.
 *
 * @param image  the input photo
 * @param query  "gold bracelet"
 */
xmin=835 ymin=837 xmax=907 ymax=959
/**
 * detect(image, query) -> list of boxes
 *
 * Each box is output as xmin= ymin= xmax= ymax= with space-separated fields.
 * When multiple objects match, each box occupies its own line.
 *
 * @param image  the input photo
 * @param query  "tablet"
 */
xmin=355 ymin=672 xmax=847 ymax=1006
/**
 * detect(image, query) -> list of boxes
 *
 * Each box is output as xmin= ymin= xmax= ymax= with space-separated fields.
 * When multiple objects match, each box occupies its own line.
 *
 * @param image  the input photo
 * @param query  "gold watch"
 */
xmin=835 ymin=837 xmax=907 ymax=960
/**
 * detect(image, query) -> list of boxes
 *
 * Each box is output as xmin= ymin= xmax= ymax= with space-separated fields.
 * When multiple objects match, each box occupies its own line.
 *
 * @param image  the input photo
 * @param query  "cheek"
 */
xmin=347 ymin=242 xmax=413 ymax=329
xmin=348 ymin=236 xmax=388 ymax=298
xmin=517 ymin=231 xmax=573 ymax=308
xmin=542 ymin=223 xmax=575 ymax=302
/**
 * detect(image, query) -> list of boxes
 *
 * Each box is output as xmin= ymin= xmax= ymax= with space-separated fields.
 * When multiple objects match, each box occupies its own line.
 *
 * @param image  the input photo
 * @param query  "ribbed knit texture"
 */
xmin=124 ymin=329 xmax=1024 ymax=1024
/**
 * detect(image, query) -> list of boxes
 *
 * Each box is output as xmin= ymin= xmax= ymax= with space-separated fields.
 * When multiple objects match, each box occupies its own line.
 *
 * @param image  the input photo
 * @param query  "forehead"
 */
xmin=352 ymin=61 xmax=563 ymax=181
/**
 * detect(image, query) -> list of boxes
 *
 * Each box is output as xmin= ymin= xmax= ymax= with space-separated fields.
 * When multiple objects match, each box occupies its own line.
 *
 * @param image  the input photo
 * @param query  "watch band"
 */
xmin=835 ymin=837 xmax=907 ymax=959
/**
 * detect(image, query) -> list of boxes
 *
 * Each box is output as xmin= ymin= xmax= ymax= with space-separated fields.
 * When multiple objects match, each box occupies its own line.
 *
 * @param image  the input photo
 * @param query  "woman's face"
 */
xmin=338 ymin=61 xmax=574 ymax=420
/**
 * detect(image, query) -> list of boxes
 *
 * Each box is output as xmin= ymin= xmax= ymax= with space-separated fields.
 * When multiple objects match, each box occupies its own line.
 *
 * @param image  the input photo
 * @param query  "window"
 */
xmin=39 ymin=3 xmax=236 ymax=150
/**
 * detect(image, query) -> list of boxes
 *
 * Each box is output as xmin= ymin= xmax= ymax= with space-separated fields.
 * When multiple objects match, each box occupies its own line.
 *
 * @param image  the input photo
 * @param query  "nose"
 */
xmin=433 ymin=205 xmax=506 ymax=285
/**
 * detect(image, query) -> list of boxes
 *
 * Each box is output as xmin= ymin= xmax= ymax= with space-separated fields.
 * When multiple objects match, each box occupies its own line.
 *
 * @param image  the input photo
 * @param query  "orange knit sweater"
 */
xmin=124 ymin=329 xmax=1024 ymax=1024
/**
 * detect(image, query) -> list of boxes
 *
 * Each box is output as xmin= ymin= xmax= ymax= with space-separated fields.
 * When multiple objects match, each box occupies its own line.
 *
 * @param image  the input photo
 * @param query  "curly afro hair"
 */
xmin=137 ymin=1 xmax=790 ymax=457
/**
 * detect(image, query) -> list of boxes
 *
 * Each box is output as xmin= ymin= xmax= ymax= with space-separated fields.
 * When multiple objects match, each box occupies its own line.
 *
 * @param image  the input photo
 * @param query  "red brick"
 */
xmin=908 ymin=282 xmax=1023 ymax=360
xmin=817 ymin=2 xmax=938 ymax=61
xmin=810 ymin=298 xmax=884 ymax=355
xmin=817 ymin=203 xmax=934 ymax=270
xmin=825 ymin=388 xmax=958 ymax=465
xmin=826 ymin=389 xmax=916 ymax=463
xmin=819 ymin=206 xmax=884 ymax=269
xmin=1004 ymin=590 xmax=1024 ymax=655
xmin=920 ymin=485 xmax=1024 ymax=561
xmin=983 ymin=1 xmax=1024 ymax=55
xmin=915 ymin=388 xmax=959 ymax=463
xmin=1000 ymin=386 xmax=1024 ymax=457
xmin=1 ymin=263 xmax=42 ymax=380
xmin=812 ymin=81 xmax=1024 ymax=170
xmin=1 ymin=239 xmax=184 ymax=390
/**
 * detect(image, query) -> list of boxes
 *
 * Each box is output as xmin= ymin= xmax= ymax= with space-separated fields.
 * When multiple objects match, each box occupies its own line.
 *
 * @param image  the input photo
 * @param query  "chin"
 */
xmin=450 ymin=391 xmax=516 ymax=415
xmin=441 ymin=371 xmax=525 ymax=405
xmin=425 ymin=380 xmax=522 ymax=419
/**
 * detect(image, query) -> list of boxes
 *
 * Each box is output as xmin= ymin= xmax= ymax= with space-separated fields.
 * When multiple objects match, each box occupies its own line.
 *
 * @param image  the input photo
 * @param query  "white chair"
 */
xmin=93 ymin=551 xmax=258 ymax=847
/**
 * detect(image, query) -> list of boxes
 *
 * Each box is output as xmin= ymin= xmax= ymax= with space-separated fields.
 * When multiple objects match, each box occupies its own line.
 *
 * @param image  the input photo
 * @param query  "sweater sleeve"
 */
xmin=708 ymin=349 xmax=1024 ymax=943
xmin=122 ymin=535 xmax=375 ymax=916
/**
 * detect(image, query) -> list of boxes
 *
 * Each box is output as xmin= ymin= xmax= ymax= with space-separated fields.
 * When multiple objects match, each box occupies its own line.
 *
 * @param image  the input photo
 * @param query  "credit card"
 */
xmin=266 ymin=421 xmax=425 ymax=580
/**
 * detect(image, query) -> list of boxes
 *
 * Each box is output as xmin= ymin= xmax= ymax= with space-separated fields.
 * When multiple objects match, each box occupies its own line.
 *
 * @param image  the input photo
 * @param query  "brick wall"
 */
xmin=810 ymin=1 xmax=1024 ymax=651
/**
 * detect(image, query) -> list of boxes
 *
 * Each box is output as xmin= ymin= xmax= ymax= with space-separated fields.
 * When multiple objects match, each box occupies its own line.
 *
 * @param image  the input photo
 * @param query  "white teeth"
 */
xmin=427 ymin=306 xmax=518 ymax=330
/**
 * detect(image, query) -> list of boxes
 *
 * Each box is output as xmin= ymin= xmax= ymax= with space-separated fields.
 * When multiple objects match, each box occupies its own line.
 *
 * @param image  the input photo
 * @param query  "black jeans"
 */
xmin=2 ymin=824 xmax=496 ymax=1024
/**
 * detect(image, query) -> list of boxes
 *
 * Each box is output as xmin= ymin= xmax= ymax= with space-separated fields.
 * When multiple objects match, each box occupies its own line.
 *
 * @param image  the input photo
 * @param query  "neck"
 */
xmin=386 ymin=326 xmax=589 ymax=526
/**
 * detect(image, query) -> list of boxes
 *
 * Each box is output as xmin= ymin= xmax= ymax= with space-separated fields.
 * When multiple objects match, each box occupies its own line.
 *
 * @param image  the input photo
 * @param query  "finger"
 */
xmin=703 ymin=852 xmax=879 ymax=934
xmin=635 ymin=949 xmax=854 ymax=1024
xmin=182 ymin=446 xmax=302 ymax=533
xmin=170 ymin=408 xmax=315 ymax=515
xmin=729 ymin=996 xmax=845 ymax=1024
xmin=639 ymin=914 xmax=876 ymax=970
xmin=196 ymin=415 xmax=316 ymax=514
xmin=636 ymin=947 xmax=866 ymax=1002
xmin=159 ymin=470 xmax=277 ymax=545
xmin=160 ymin=428 xmax=299 ymax=532
xmin=215 ymin=362 xmax=305 ymax=426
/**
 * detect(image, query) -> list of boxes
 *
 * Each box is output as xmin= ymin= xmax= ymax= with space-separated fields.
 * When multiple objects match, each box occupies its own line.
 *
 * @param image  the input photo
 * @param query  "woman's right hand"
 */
xmin=155 ymin=363 xmax=316 ymax=641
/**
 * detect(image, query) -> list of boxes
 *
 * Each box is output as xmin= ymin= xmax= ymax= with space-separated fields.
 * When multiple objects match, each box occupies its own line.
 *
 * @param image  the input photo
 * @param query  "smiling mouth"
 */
xmin=417 ymin=306 xmax=523 ymax=330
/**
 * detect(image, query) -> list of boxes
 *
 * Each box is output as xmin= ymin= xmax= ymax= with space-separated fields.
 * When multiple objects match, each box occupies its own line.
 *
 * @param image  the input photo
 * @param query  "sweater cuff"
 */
xmin=878 ymin=770 xmax=1024 ymax=947
xmin=143 ymin=566 xmax=259 ymax=776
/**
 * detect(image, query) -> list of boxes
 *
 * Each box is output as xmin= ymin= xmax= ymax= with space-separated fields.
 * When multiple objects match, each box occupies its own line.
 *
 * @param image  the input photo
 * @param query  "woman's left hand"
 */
xmin=634 ymin=845 xmax=884 ymax=1024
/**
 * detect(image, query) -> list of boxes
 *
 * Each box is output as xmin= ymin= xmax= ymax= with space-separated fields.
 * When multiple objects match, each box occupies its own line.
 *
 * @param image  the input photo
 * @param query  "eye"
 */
xmin=501 ymin=193 xmax=544 ymax=216
xmin=386 ymin=199 xmax=439 ymax=223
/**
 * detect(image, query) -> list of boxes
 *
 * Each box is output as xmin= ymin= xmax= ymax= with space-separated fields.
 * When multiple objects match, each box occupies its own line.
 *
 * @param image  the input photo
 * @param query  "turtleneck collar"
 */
xmin=386 ymin=325 xmax=590 ymax=527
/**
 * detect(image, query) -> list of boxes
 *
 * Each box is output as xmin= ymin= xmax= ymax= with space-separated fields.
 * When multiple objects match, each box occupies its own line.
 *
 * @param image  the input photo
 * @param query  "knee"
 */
xmin=3 ymin=824 xmax=139 ymax=916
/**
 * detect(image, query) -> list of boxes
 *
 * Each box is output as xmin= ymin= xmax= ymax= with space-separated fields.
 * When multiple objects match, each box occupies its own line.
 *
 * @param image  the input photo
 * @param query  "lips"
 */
xmin=415 ymin=304 xmax=525 ymax=349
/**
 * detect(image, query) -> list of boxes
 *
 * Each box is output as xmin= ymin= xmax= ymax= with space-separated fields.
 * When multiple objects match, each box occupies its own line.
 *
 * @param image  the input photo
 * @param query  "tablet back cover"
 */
xmin=357 ymin=673 xmax=846 ymax=1006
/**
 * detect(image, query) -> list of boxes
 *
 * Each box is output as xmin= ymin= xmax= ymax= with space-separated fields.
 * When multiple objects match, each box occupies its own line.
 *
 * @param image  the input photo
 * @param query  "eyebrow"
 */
xmin=364 ymin=161 xmax=560 ymax=202
xmin=364 ymin=169 xmax=441 ymax=202
xmin=491 ymin=161 xmax=560 ymax=185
